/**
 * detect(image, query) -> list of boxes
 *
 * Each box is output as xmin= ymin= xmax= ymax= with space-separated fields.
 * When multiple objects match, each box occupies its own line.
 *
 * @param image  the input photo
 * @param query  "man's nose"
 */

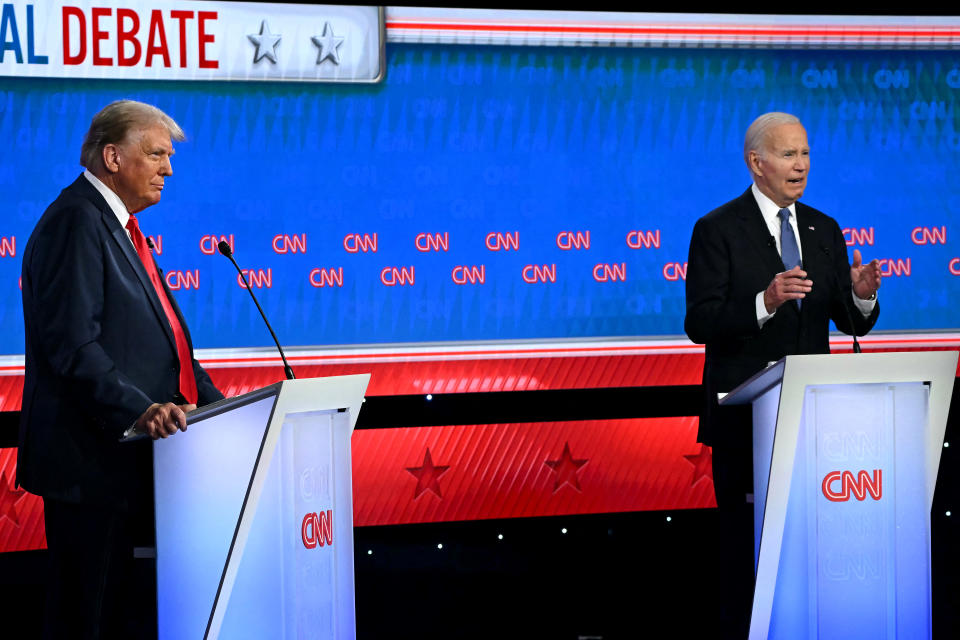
xmin=161 ymin=156 xmax=173 ymax=176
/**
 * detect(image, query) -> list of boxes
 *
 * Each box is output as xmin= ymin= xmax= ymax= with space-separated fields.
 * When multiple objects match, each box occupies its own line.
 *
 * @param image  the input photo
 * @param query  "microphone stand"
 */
xmin=217 ymin=241 xmax=296 ymax=379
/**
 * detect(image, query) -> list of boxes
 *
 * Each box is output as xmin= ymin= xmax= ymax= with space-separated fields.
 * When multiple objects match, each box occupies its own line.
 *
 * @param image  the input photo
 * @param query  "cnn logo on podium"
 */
xmin=821 ymin=469 xmax=883 ymax=502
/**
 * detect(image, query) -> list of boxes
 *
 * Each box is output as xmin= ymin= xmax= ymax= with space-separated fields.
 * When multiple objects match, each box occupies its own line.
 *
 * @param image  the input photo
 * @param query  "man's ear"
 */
xmin=748 ymin=149 xmax=763 ymax=177
xmin=102 ymin=144 xmax=121 ymax=174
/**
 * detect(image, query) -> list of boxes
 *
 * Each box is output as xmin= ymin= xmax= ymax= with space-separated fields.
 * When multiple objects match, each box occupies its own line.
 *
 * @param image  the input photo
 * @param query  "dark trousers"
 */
xmin=708 ymin=403 xmax=756 ymax=639
xmin=42 ymin=498 xmax=136 ymax=640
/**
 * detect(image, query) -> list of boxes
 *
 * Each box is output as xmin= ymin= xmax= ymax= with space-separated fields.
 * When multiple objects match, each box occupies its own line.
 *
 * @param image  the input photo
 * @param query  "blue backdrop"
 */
xmin=1 ymin=45 xmax=958 ymax=353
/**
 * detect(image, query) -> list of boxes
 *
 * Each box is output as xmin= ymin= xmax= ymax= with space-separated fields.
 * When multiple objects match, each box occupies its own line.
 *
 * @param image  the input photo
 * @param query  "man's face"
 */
xmin=750 ymin=123 xmax=810 ymax=208
xmin=112 ymin=124 xmax=174 ymax=214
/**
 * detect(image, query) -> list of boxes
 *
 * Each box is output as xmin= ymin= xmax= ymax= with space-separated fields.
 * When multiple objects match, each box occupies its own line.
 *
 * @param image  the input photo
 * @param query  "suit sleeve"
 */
xmin=827 ymin=220 xmax=879 ymax=336
xmin=192 ymin=359 xmax=224 ymax=406
xmin=684 ymin=216 xmax=764 ymax=345
xmin=25 ymin=206 xmax=153 ymax=436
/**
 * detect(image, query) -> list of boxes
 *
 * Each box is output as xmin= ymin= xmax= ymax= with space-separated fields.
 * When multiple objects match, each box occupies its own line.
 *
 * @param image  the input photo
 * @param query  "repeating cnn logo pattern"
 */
xmin=301 ymin=510 xmax=333 ymax=549
xmin=821 ymin=469 xmax=882 ymax=502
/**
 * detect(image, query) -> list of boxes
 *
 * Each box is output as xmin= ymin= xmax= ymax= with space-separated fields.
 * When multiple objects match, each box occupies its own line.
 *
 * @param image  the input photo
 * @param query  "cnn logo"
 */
xmin=301 ymin=510 xmax=334 ymax=549
xmin=821 ymin=469 xmax=882 ymax=502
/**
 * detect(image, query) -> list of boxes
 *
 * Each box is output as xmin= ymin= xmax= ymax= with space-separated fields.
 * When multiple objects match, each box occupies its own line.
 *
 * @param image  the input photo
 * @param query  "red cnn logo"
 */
xmin=821 ymin=469 xmax=883 ymax=502
xmin=301 ymin=510 xmax=334 ymax=549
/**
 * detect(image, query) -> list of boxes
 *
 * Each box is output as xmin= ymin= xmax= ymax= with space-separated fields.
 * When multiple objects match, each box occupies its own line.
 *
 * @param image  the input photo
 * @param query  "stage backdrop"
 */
xmin=1 ymin=8 xmax=960 ymax=353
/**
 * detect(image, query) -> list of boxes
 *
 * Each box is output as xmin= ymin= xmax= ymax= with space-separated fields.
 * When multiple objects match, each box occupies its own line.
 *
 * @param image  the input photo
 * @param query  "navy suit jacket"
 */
xmin=17 ymin=175 xmax=223 ymax=508
xmin=684 ymin=188 xmax=879 ymax=445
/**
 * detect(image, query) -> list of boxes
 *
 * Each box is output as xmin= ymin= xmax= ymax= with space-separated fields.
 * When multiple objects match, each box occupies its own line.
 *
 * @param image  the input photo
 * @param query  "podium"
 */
xmin=721 ymin=352 xmax=957 ymax=640
xmin=152 ymin=375 xmax=369 ymax=640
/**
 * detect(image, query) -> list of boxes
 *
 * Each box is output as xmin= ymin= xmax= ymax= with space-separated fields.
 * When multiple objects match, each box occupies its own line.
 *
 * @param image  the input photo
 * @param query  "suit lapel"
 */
xmin=796 ymin=205 xmax=825 ymax=283
xmin=796 ymin=205 xmax=831 ymax=315
xmin=73 ymin=176 xmax=178 ymax=358
xmin=734 ymin=188 xmax=785 ymax=277
xmin=105 ymin=217 xmax=178 ymax=358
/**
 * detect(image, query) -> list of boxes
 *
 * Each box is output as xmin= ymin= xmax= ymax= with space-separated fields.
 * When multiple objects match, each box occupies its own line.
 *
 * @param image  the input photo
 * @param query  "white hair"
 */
xmin=743 ymin=112 xmax=801 ymax=170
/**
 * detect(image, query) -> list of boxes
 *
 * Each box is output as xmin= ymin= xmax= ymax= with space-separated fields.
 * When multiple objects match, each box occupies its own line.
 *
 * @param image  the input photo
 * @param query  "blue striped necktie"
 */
xmin=779 ymin=208 xmax=802 ymax=308
xmin=778 ymin=208 xmax=802 ymax=271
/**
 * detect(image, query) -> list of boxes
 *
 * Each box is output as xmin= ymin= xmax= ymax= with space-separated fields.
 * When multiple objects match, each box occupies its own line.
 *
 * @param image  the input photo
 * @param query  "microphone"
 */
xmin=766 ymin=235 xmax=776 ymax=248
xmin=217 ymin=241 xmax=296 ymax=379
xmin=821 ymin=245 xmax=861 ymax=354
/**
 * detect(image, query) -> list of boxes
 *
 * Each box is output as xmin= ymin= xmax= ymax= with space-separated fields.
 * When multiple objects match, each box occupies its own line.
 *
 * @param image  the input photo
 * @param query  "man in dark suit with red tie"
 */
xmin=17 ymin=100 xmax=224 ymax=638
xmin=684 ymin=112 xmax=882 ymax=635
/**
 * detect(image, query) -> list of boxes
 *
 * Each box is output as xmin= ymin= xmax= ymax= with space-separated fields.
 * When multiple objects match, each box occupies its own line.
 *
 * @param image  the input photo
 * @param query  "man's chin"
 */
xmin=786 ymin=186 xmax=805 ymax=203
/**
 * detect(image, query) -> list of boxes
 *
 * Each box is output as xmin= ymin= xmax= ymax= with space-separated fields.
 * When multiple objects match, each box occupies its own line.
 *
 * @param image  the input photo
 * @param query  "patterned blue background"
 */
xmin=1 ymin=45 xmax=959 ymax=352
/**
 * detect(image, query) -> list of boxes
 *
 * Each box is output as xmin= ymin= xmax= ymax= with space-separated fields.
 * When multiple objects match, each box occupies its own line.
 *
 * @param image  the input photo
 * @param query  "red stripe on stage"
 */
xmin=0 ymin=416 xmax=712 ymax=551
xmin=0 ymin=449 xmax=46 ymax=553
xmin=202 ymin=353 xmax=707 ymax=400
xmin=352 ymin=417 xmax=714 ymax=526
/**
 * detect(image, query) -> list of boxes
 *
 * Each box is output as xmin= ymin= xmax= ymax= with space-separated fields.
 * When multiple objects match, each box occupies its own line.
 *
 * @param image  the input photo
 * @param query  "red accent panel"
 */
xmin=198 ymin=346 xmax=960 ymax=398
xmin=1 ymin=417 xmax=714 ymax=552
xmin=0 ymin=376 xmax=24 ymax=412
xmin=201 ymin=353 xmax=707 ymax=400
xmin=351 ymin=417 xmax=715 ymax=526
xmin=0 ymin=449 xmax=46 ymax=552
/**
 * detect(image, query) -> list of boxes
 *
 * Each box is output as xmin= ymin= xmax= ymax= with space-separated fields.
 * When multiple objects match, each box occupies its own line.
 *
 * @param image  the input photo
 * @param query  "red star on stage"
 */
xmin=683 ymin=444 xmax=713 ymax=488
xmin=406 ymin=448 xmax=450 ymax=500
xmin=0 ymin=469 xmax=25 ymax=527
xmin=544 ymin=442 xmax=588 ymax=493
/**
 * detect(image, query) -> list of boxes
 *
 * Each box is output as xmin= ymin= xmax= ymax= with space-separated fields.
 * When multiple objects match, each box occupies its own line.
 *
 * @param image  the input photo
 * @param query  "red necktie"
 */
xmin=125 ymin=215 xmax=198 ymax=404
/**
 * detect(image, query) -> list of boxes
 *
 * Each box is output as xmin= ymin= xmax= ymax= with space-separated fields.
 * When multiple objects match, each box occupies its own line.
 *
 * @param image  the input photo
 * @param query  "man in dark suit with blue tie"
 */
xmin=17 ymin=100 xmax=224 ymax=638
xmin=684 ymin=112 xmax=882 ymax=635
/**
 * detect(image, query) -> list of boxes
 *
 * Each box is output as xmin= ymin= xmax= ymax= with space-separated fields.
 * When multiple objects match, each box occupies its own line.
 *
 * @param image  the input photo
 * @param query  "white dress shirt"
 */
xmin=84 ymin=170 xmax=135 ymax=246
xmin=751 ymin=183 xmax=876 ymax=327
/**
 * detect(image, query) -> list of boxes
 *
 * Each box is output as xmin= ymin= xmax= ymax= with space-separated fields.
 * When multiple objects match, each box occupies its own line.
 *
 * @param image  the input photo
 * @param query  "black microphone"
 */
xmin=821 ymin=245 xmax=861 ymax=354
xmin=217 ymin=241 xmax=296 ymax=379
xmin=767 ymin=235 xmax=776 ymax=248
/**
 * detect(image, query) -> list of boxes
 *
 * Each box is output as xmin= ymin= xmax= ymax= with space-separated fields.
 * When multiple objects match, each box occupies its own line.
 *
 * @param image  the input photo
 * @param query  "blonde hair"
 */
xmin=80 ymin=100 xmax=185 ymax=170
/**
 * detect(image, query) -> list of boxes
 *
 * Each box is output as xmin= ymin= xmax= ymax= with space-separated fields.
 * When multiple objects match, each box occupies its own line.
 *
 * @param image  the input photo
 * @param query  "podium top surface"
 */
xmin=720 ymin=351 xmax=958 ymax=406
xmin=188 ymin=383 xmax=282 ymax=424
xmin=187 ymin=374 xmax=370 ymax=428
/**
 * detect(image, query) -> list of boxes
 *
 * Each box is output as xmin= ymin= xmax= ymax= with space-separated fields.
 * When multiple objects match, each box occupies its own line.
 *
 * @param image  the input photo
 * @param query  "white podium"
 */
xmin=722 ymin=352 xmax=957 ymax=640
xmin=152 ymin=375 xmax=369 ymax=640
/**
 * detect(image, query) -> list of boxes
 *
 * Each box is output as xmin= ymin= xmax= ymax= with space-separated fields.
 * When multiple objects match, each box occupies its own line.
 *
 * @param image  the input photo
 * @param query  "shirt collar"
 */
xmin=83 ymin=169 xmax=131 ymax=230
xmin=751 ymin=182 xmax=796 ymax=225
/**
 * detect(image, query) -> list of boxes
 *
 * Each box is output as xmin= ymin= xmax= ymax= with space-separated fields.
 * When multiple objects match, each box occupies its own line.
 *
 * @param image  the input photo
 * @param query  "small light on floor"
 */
xmin=426 ymin=394 xmax=433 ymax=401
xmin=947 ymin=511 xmax=952 ymax=517
xmin=437 ymin=543 xmax=443 ymax=549
xmin=561 ymin=527 xmax=568 ymax=534
xmin=497 ymin=534 xmax=503 ymax=540
xmin=666 ymin=516 xmax=672 ymax=522
xmin=944 ymin=442 xmax=950 ymax=448
xmin=367 ymin=549 xmax=372 ymax=555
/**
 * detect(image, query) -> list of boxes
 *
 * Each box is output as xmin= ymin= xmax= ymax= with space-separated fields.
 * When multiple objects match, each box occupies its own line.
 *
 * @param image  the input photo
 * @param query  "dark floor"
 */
xmin=0 ymin=503 xmax=957 ymax=639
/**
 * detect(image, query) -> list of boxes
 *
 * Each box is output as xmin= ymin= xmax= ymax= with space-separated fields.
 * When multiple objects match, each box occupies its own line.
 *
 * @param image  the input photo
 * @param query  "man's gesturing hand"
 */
xmin=851 ymin=249 xmax=882 ymax=300
xmin=764 ymin=266 xmax=813 ymax=313
xmin=135 ymin=402 xmax=189 ymax=440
